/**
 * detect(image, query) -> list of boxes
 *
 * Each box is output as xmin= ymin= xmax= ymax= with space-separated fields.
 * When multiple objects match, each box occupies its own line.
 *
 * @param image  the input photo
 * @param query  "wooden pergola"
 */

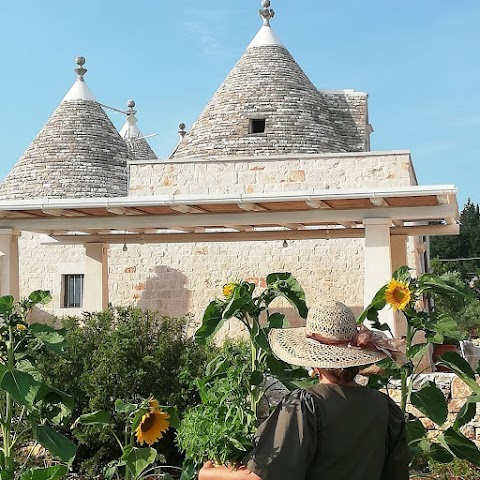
xmin=0 ymin=184 xmax=459 ymax=335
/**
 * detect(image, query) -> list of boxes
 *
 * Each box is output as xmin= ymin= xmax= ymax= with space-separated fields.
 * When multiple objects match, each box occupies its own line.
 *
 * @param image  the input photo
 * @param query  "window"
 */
xmin=249 ymin=119 xmax=266 ymax=134
xmin=63 ymin=274 xmax=84 ymax=308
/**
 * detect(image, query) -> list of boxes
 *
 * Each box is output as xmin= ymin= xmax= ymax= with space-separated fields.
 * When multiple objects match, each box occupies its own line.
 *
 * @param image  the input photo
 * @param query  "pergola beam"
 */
xmin=0 ymin=204 xmax=457 ymax=234
xmin=48 ymin=223 xmax=459 ymax=245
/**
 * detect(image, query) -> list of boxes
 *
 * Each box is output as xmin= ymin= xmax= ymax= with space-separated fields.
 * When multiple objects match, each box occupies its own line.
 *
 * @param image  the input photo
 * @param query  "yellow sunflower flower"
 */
xmin=149 ymin=399 xmax=160 ymax=411
xmin=222 ymin=282 xmax=237 ymax=298
xmin=384 ymin=279 xmax=412 ymax=311
xmin=135 ymin=408 xmax=170 ymax=446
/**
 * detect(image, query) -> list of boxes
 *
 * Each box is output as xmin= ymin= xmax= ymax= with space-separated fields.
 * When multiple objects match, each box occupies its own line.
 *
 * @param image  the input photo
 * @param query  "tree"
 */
xmin=431 ymin=199 xmax=480 ymax=289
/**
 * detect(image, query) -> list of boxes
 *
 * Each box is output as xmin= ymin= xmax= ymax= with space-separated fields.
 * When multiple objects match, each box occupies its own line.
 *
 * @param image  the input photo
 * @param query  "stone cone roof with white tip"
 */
xmin=119 ymin=102 xmax=158 ymax=161
xmin=172 ymin=13 xmax=368 ymax=159
xmin=0 ymin=58 xmax=130 ymax=200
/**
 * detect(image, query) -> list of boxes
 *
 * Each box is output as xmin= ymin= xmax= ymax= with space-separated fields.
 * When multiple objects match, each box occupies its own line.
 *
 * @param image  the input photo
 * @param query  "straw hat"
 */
xmin=269 ymin=301 xmax=387 ymax=368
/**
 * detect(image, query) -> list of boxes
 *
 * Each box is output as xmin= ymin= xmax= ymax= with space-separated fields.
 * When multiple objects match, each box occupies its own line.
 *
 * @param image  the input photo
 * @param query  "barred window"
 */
xmin=63 ymin=274 xmax=84 ymax=308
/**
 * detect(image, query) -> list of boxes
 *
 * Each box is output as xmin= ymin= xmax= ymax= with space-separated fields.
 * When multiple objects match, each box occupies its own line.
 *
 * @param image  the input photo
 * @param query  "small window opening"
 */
xmin=250 ymin=119 xmax=266 ymax=134
xmin=63 ymin=274 xmax=84 ymax=308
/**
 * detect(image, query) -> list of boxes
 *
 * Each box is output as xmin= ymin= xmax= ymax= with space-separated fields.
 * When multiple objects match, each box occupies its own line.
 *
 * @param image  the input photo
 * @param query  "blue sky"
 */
xmin=1 ymin=1 xmax=478 ymax=206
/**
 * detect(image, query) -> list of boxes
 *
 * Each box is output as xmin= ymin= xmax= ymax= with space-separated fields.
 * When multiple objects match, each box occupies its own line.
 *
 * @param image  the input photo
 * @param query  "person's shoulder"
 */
xmin=280 ymin=387 xmax=318 ymax=410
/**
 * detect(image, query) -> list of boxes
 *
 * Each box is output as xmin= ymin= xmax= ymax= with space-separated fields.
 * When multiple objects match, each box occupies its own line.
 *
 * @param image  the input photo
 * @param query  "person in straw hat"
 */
xmin=199 ymin=300 xmax=408 ymax=480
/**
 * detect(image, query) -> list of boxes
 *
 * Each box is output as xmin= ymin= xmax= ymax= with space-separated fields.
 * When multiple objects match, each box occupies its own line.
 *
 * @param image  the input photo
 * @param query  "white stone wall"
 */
xmin=21 ymin=151 xmax=421 ymax=329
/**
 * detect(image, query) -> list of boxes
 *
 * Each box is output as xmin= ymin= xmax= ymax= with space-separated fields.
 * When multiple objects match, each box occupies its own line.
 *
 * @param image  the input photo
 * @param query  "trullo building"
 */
xmin=0 ymin=1 xmax=459 ymax=335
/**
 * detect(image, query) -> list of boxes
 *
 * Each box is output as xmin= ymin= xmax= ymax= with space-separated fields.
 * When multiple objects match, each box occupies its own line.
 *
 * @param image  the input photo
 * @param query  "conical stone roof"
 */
xmin=172 ymin=5 xmax=349 ymax=159
xmin=119 ymin=100 xmax=158 ymax=161
xmin=0 ymin=57 xmax=130 ymax=200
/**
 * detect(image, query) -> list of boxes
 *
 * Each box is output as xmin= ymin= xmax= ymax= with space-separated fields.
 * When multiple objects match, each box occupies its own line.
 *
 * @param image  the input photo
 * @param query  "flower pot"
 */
xmin=432 ymin=344 xmax=459 ymax=372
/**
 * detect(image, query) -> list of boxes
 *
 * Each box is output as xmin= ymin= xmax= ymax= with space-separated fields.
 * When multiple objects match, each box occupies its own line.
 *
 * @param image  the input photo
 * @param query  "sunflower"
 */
xmin=384 ymin=279 xmax=412 ymax=311
xmin=135 ymin=407 xmax=170 ymax=446
xmin=222 ymin=282 xmax=237 ymax=298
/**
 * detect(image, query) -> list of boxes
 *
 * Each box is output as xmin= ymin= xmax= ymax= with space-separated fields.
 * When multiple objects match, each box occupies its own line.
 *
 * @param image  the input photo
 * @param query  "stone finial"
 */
xmin=178 ymin=123 xmax=186 ymax=138
xmin=74 ymin=56 xmax=87 ymax=80
xmin=126 ymin=100 xmax=138 ymax=126
xmin=259 ymin=0 xmax=275 ymax=26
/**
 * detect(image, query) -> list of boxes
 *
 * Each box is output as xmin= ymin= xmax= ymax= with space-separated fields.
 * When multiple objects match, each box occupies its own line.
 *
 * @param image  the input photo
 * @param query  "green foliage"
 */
xmin=195 ymin=273 xmax=309 ymax=418
xmin=36 ymin=306 xmax=213 ymax=476
xmin=0 ymin=291 xmax=75 ymax=479
xmin=75 ymin=397 xmax=177 ymax=480
xmin=425 ymin=458 xmax=480 ymax=479
xmin=431 ymin=199 xmax=480 ymax=280
xmin=362 ymin=267 xmax=480 ymax=470
xmin=176 ymin=343 xmax=255 ymax=471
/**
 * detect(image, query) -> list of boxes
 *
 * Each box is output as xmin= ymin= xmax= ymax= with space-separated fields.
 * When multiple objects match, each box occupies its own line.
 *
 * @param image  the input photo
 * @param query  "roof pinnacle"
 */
xmin=259 ymin=0 xmax=275 ymax=26
xmin=126 ymin=99 xmax=138 ymax=126
xmin=74 ymin=56 xmax=87 ymax=81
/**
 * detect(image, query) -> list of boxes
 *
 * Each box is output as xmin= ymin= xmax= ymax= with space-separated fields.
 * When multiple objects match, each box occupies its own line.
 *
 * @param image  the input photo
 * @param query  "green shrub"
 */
xmin=36 ymin=306 xmax=215 ymax=476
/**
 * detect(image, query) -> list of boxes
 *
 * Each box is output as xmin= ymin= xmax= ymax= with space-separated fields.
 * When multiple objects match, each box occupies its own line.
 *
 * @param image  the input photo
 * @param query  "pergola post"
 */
xmin=0 ymin=229 xmax=20 ymax=299
xmin=363 ymin=218 xmax=396 ymax=335
xmin=84 ymin=243 xmax=109 ymax=311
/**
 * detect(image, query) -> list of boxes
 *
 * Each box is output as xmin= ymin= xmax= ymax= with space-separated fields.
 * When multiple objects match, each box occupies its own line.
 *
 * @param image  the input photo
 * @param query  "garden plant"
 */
xmin=360 ymin=266 xmax=480 ymax=471
xmin=0 ymin=291 xmax=76 ymax=480
xmin=179 ymin=273 xmax=309 ymax=472
xmin=75 ymin=397 xmax=180 ymax=480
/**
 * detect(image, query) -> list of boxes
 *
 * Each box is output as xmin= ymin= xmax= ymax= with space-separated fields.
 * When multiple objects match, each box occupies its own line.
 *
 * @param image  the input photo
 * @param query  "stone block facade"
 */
xmin=385 ymin=373 xmax=480 ymax=445
xmin=20 ymin=150 xmax=422 ymax=335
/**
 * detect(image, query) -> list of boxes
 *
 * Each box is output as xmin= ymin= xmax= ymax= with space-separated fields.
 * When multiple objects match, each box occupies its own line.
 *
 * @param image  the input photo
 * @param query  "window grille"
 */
xmin=63 ymin=274 xmax=84 ymax=308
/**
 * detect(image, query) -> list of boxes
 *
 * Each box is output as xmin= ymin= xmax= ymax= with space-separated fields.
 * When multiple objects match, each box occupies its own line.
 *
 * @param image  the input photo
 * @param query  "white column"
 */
xmin=363 ymin=218 xmax=396 ymax=335
xmin=84 ymin=243 xmax=109 ymax=311
xmin=0 ymin=229 xmax=20 ymax=299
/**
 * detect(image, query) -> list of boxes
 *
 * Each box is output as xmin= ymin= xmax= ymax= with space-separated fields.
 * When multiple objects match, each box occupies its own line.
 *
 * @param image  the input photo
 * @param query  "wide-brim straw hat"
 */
xmin=269 ymin=300 xmax=386 ymax=368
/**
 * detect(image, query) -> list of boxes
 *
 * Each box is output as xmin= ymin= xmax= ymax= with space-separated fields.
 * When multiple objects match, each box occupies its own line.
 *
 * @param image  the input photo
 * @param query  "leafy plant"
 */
xmin=36 ymin=307 xmax=213 ymax=476
xmin=195 ymin=273 xmax=309 ymax=418
xmin=74 ymin=397 xmax=179 ymax=480
xmin=0 ymin=291 xmax=76 ymax=480
xmin=176 ymin=342 xmax=255 ymax=471
xmin=361 ymin=267 xmax=480 ymax=468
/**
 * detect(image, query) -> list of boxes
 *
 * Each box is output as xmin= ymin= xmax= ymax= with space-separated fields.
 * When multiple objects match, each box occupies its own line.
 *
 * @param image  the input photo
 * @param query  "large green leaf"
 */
xmin=411 ymin=382 xmax=448 ymax=426
xmin=358 ymin=286 xmax=387 ymax=323
xmin=267 ymin=312 xmax=289 ymax=328
xmin=428 ymin=314 xmax=465 ymax=342
xmin=0 ymin=295 xmax=14 ymax=314
xmin=454 ymin=399 xmax=477 ymax=429
xmin=0 ymin=471 xmax=14 ymax=480
xmin=440 ymin=428 xmax=480 ymax=466
xmin=27 ymin=290 xmax=52 ymax=306
xmin=114 ymin=398 xmax=138 ymax=414
xmin=266 ymin=272 xmax=308 ymax=318
xmin=223 ymin=297 xmax=252 ymax=320
xmin=0 ymin=369 xmax=40 ymax=407
xmin=436 ymin=351 xmax=479 ymax=393
xmin=392 ymin=266 xmax=412 ymax=283
xmin=73 ymin=410 xmax=111 ymax=428
xmin=428 ymin=443 xmax=454 ymax=463
xmin=195 ymin=300 xmax=226 ymax=345
xmin=29 ymin=324 xmax=67 ymax=353
xmin=164 ymin=406 xmax=180 ymax=429
xmin=406 ymin=417 xmax=427 ymax=447
xmin=34 ymin=425 xmax=77 ymax=464
xmin=121 ymin=446 xmax=157 ymax=478
xmin=417 ymin=274 xmax=466 ymax=299
xmin=20 ymin=465 xmax=68 ymax=480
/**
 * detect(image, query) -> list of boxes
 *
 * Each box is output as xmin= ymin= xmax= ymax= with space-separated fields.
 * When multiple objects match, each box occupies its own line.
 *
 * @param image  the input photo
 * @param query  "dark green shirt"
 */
xmin=244 ymin=384 xmax=408 ymax=480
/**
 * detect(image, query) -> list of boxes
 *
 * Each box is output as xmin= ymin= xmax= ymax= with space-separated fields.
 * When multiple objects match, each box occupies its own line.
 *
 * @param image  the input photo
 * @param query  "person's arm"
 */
xmin=381 ymin=399 xmax=409 ymax=480
xmin=199 ymin=461 xmax=262 ymax=480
